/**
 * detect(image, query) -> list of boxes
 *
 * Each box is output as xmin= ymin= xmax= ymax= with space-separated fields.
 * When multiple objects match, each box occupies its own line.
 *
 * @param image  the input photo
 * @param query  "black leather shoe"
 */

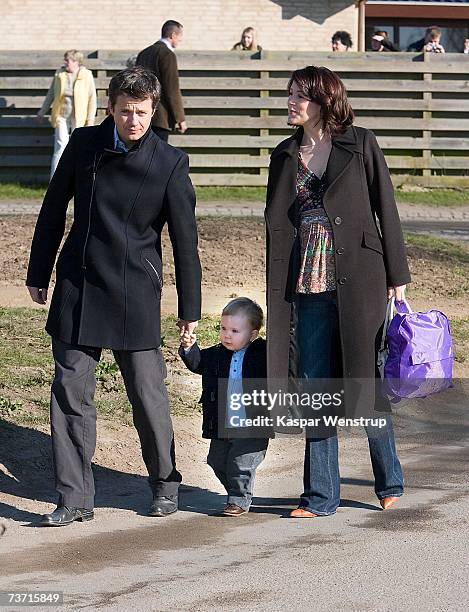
xmin=39 ymin=506 xmax=94 ymax=527
xmin=148 ymin=496 xmax=178 ymax=517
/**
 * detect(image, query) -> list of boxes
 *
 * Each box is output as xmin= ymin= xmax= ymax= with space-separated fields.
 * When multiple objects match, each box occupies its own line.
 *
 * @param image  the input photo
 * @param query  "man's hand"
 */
xmin=387 ymin=285 xmax=406 ymax=302
xmin=176 ymin=121 xmax=188 ymax=134
xmin=177 ymin=319 xmax=198 ymax=339
xmin=35 ymin=114 xmax=46 ymax=125
xmin=27 ymin=286 xmax=48 ymax=305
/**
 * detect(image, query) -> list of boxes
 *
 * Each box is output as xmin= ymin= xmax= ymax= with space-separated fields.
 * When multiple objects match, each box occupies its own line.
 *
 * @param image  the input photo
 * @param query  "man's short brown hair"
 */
xmin=108 ymin=67 xmax=160 ymax=109
xmin=162 ymin=20 xmax=183 ymax=39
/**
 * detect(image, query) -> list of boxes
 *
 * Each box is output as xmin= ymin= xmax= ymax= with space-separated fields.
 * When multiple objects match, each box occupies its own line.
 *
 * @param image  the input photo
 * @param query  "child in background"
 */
xmin=179 ymin=297 xmax=270 ymax=516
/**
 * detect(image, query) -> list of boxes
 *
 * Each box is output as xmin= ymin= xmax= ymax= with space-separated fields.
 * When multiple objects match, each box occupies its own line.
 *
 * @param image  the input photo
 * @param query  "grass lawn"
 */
xmin=450 ymin=317 xmax=469 ymax=364
xmin=1 ymin=182 xmax=468 ymax=206
xmin=394 ymin=188 xmax=469 ymax=207
xmin=403 ymin=232 xmax=469 ymax=266
xmin=0 ymin=309 xmax=220 ymax=426
xmin=0 ymin=183 xmax=268 ymax=203
xmin=0 ymin=183 xmax=48 ymax=200
xmin=1 ymin=301 xmax=467 ymax=427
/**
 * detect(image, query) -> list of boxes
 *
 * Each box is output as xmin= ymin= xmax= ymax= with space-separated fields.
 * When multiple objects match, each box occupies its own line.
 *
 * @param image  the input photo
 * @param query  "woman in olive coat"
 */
xmin=265 ymin=66 xmax=411 ymax=517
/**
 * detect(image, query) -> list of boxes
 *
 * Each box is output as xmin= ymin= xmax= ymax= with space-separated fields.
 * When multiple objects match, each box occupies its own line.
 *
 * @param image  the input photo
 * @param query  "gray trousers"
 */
xmin=51 ymin=338 xmax=182 ymax=509
xmin=207 ymin=438 xmax=269 ymax=510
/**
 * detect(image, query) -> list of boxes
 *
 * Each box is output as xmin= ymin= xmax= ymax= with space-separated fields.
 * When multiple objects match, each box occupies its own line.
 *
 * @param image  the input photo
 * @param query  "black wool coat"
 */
xmin=178 ymin=338 xmax=272 ymax=439
xmin=26 ymin=115 xmax=201 ymax=350
xmin=265 ymin=126 xmax=411 ymax=414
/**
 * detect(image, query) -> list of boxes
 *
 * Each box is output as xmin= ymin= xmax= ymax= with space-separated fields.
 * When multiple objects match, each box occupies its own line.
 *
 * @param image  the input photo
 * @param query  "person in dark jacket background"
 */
xmin=179 ymin=298 xmax=270 ymax=517
xmin=26 ymin=67 xmax=201 ymax=525
xmin=136 ymin=20 xmax=187 ymax=141
xmin=265 ymin=66 xmax=410 ymax=518
xmin=371 ymin=30 xmax=400 ymax=52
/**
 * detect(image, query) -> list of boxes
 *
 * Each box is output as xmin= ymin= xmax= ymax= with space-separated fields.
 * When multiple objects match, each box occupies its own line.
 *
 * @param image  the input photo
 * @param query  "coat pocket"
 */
xmin=141 ymin=251 xmax=163 ymax=295
xmin=362 ymin=230 xmax=384 ymax=255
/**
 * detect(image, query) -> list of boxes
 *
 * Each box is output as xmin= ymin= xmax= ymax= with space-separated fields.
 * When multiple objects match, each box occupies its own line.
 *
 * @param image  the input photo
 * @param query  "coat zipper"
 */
xmin=145 ymin=257 xmax=163 ymax=289
xmin=82 ymin=153 xmax=100 ymax=270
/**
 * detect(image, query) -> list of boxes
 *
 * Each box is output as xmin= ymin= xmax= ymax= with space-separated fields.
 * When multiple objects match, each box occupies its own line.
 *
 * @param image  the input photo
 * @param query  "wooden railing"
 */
xmin=1 ymin=50 xmax=469 ymax=186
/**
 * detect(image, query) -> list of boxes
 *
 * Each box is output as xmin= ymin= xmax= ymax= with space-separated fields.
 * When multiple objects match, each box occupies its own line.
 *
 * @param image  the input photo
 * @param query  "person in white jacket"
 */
xmin=36 ymin=50 xmax=97 ymax=179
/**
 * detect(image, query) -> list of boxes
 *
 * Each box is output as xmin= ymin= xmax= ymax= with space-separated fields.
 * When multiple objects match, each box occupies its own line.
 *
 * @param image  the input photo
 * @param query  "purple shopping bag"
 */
xmin=382 ymin=299 xmax=453 ymax=400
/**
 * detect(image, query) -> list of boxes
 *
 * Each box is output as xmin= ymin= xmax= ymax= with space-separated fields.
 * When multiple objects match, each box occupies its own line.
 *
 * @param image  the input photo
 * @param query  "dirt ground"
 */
xmin=0 ymin=216 xmax=267 ymax=314
xmin=0 ymin=214 xmax=468 ymax=529
xmin=0 ymin=214 xmax=468 ymax=312
xmin=0 ymin=216 xmax=265 ymax=289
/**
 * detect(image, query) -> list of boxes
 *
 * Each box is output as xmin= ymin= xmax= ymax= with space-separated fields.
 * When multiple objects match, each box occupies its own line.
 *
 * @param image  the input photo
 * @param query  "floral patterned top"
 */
xmin=295 ymin=154 xmax=336 ymax=293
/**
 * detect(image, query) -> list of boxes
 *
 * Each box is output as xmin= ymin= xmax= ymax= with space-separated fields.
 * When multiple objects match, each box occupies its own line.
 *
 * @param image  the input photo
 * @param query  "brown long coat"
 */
xmin=265 ymin=125 xmax=411 ymax=412
xmin=136 ymin=41 xmax=185 ymax=131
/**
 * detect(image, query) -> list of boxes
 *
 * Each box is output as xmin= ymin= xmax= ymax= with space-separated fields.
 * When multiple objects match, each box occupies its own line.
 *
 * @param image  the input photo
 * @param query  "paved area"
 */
xmin=1 ymin=386 xmax=468 ymax=611
xmin=401 ymin=219 xmax=469 ymax=242
xmin=1 ymin=199 xmax=469 ymax=221
xmin=3 ymin=200 xmax=468 ymax=243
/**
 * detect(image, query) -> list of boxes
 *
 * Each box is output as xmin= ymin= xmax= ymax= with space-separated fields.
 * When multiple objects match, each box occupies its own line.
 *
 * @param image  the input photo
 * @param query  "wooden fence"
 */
xmin=1 ymin=50 xmax=469 ymax=186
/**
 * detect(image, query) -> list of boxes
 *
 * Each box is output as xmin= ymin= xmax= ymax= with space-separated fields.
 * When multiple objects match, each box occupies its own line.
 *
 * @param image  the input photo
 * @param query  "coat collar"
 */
xmin=325 ymin=126 xmax=358 ymax=194
xmin=266 ymin=125 xmax=359 ymax=224
xmin=218 ymin=337 xmax=266 ymax=357
xmin=87 ymin=114 xmax=158 ymax=154
xmin=271 ymin=124 xmax=359 ymax=159
xmin=271 ymin=125 xmax=359 ymax=198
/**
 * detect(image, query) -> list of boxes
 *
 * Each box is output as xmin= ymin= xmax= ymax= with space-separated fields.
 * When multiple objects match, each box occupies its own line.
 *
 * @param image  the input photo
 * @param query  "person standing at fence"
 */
xmin=36 ymin=50 xmax=96 ymax=179
xmin=26 ymin=67 xmax=201 ymax=526
xmin=136 ymin=20 xmax=187 ymax=142
xmin=408 ymin=26 xmax=445 ymax=53
xmin=331 ymin=31 xmax=352 ymax=52
xmin=423 ymin=27 xmax=445 ymax=53
xmin=231 ymin=27 xmax=262 ymax=52
xmin=265 ymin=66 xmax=410 ymax=518
xmin=371 ymin=30 xmax=400 ymax=52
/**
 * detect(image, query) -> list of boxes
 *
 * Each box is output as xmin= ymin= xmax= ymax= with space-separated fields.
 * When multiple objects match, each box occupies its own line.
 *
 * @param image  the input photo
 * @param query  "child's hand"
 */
xmin=180 ymin=331 xmax=197 ymax=349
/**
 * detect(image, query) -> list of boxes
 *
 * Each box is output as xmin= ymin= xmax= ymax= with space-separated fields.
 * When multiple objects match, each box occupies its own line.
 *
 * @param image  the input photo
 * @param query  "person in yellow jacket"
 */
xmin=36 ymin=50 xmax=97 ymax=179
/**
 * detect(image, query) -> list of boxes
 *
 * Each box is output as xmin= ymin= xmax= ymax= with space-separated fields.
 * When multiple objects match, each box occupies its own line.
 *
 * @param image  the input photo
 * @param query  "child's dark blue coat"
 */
xmin=178 ymin=338 xmax=272 ymax=439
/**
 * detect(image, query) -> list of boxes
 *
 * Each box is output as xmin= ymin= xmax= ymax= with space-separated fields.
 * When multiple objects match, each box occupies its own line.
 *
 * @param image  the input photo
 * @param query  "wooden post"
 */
xmin=356 ymin=0 xmax=366 ymax=52
xmin=96 ymin=49 xmax=107 ymax=122
xmin=260 ymin=70 xmax=269 ymax=180
xmin=422 ymin=52 xmax=432 ymax=178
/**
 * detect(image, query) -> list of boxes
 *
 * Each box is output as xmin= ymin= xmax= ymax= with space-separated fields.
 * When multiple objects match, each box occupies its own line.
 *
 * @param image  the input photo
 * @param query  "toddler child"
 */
xmin=179 ymin=297 xmax=270 ymax=516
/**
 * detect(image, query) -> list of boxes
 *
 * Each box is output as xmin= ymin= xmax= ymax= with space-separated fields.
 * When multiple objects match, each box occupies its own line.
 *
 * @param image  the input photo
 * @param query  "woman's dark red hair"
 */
xmin=287 ymin=66 xmax=354 ymax=135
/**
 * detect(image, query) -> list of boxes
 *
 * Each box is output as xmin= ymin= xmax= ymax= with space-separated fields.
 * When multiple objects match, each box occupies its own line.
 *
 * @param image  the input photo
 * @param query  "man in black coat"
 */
xmin=136 ymin=20 xmax=186 ymax=141
xmin=26 ymin=67 xmax=201 ymax=525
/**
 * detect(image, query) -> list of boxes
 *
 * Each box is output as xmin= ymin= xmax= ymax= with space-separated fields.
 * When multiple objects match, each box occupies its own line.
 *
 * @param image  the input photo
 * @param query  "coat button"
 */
xmin=334 ymin=216 xmax=342 ymax=225
xmin=338 ymin=277 xmax=347 ymax=285
xmin=336 ymin=247 xmax=345 ymax=255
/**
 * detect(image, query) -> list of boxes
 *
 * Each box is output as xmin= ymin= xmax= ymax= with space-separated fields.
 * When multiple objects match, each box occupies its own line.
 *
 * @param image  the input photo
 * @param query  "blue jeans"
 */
xmin=297 ymin=292 xmax=404 ymax=515
xmin=207 ymin=438 xmax=269 ymax=510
